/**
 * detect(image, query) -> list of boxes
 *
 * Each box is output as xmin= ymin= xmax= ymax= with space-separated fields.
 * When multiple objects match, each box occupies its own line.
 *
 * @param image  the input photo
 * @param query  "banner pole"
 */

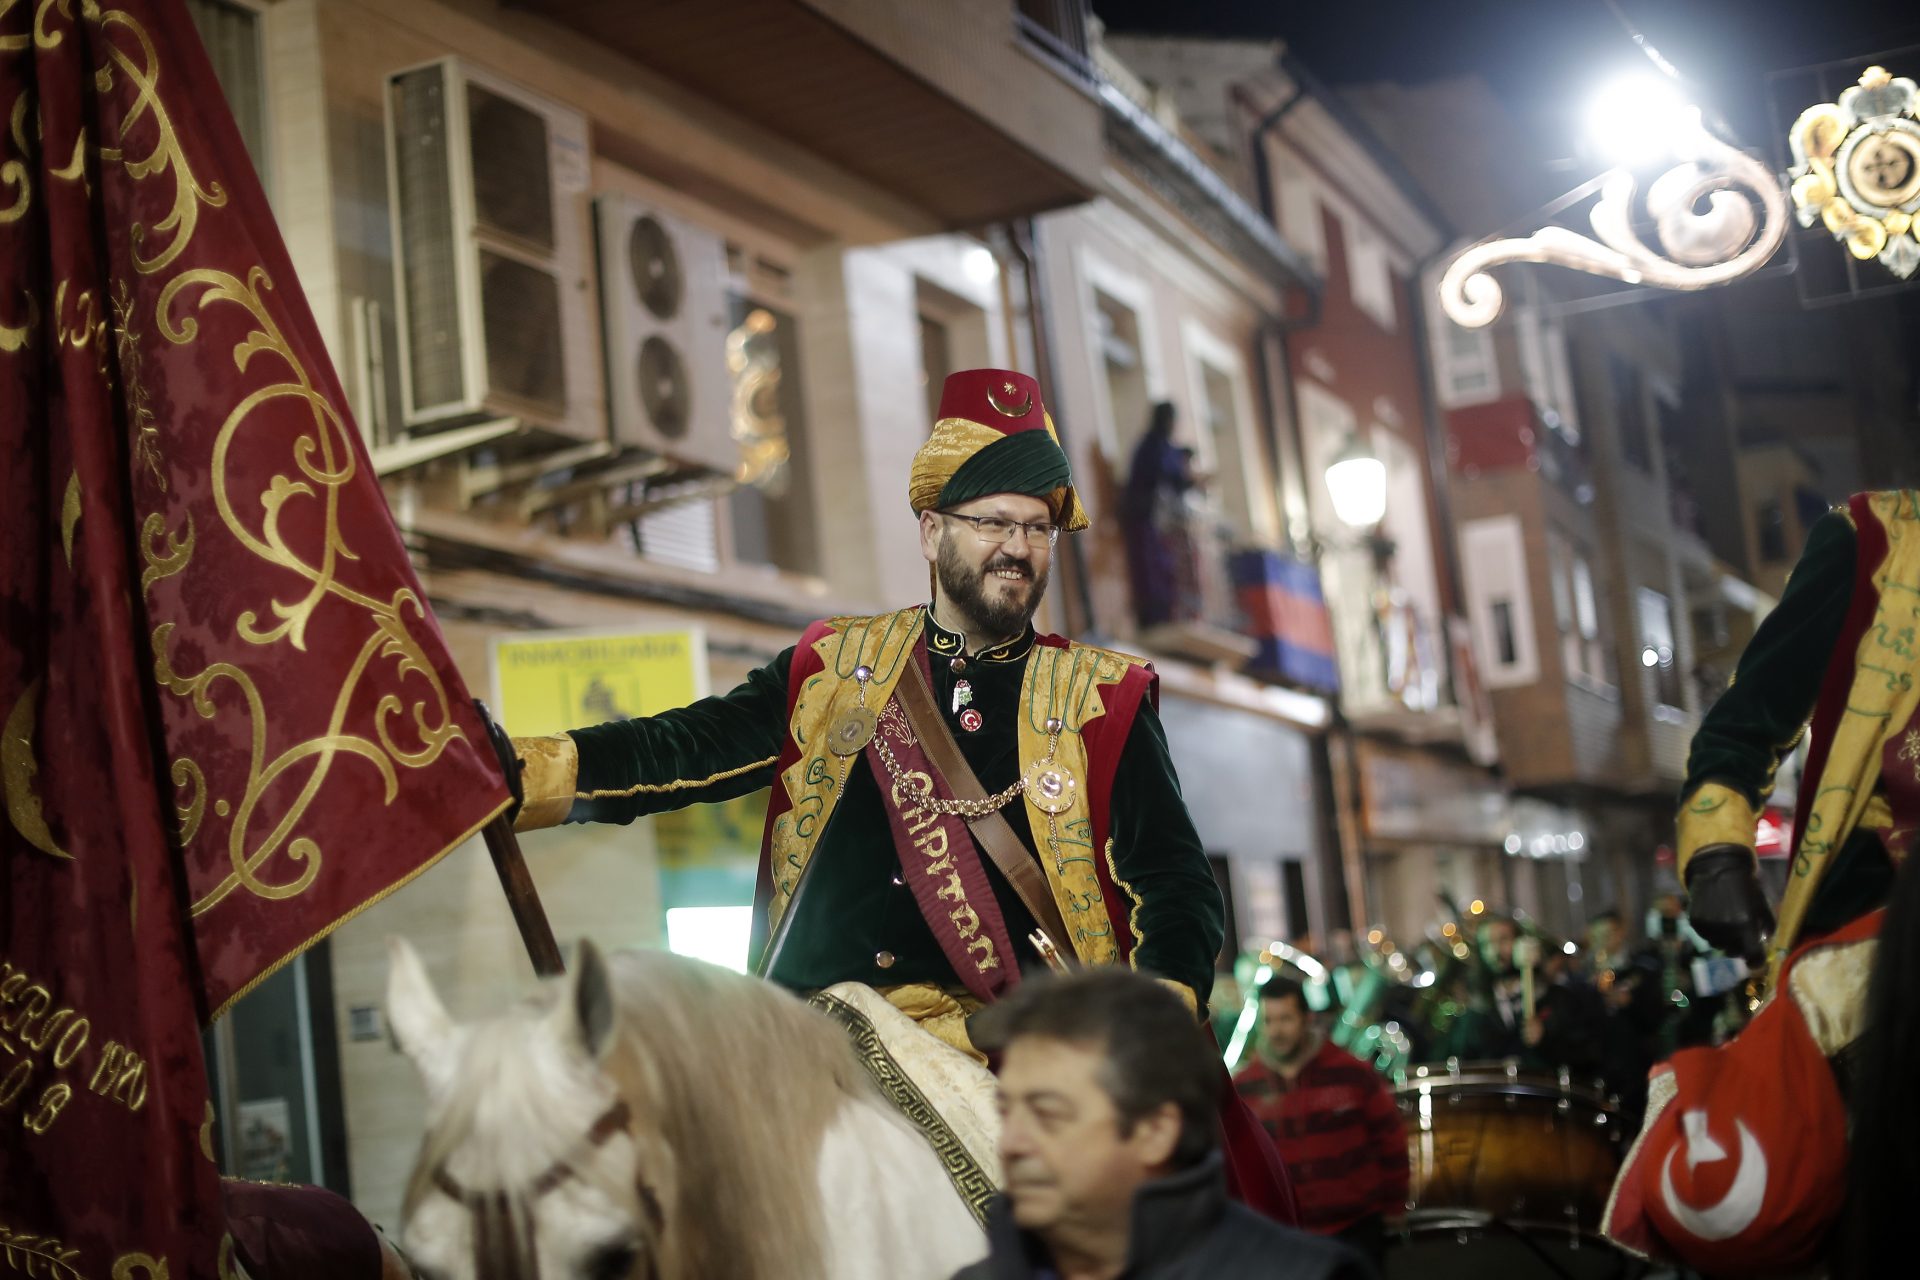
xmin=476 ymin=700 xmax=566 ymax=977
xmin=480 ymin=814 xmax=566 ymax=977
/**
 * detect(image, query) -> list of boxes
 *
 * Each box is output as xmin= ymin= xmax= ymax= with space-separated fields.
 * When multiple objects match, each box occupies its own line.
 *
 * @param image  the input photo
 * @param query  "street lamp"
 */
xmin=1586 ymin=73 xmax=1701 ymax=168
xmin=1438 ymin=67 xmax=1788 ymax=328
xmin=1324 ymin=432 xmax=1388 ymax=530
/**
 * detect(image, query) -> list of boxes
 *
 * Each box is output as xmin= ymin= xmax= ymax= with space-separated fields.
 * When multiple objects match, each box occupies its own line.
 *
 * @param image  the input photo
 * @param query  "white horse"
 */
xmin=387 ymin=939 xmax=987 ymax=1280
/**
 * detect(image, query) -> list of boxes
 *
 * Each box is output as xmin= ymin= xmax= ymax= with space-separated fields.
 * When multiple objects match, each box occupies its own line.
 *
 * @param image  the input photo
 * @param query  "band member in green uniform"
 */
xmin=508 ymin=369 xmax=1225 ymax=1038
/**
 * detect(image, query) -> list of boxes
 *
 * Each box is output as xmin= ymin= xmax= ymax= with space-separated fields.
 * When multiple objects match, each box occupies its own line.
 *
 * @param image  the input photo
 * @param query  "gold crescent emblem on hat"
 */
xmin=987 ymin=381 xmax=1034 ymax=418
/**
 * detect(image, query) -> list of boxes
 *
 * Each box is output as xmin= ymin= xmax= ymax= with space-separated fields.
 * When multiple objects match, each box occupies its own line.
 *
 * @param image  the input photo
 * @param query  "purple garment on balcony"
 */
xmin=1122 ymin=406 xmax=1203 ymax=629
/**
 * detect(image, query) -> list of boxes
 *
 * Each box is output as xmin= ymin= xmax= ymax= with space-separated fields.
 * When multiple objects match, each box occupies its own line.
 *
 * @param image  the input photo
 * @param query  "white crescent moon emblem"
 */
xmin=1659 ymin=1113 xmax=1767 ymax=1242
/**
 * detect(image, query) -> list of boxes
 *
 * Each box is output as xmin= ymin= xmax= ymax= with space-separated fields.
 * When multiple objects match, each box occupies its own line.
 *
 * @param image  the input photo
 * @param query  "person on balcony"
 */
xmin=1120 ymin=401 xmax=1205 ymax=631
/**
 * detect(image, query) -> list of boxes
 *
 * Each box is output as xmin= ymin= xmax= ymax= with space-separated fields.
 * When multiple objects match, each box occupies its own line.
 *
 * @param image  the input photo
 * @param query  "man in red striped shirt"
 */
xmin=1232 ymin=978 xmax=1408 ymax=1268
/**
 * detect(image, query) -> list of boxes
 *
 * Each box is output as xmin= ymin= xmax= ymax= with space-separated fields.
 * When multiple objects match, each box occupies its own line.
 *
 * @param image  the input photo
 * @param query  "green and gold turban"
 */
xmin=908 ymin=368 xmax=1089 ymax=531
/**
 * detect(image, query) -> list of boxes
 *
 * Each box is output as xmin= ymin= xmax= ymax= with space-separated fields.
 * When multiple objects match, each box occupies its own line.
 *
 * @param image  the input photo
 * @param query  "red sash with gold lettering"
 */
xmin=863 ymin=642 xmax=1019 ymax=1002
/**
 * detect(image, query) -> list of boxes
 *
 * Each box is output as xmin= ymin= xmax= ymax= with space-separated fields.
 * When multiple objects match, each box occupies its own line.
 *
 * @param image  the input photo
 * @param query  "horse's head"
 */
xmin=387 ymin=938 xmax=674 ymax=1280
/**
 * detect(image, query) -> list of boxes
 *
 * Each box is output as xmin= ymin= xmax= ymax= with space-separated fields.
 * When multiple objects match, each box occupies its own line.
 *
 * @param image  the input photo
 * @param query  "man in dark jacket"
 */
xmin=956 ymin=969 xmax=1372 ymax=1280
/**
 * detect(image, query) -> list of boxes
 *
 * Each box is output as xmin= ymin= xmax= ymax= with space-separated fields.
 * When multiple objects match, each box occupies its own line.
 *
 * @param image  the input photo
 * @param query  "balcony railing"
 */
xmin=1117 ymin=500 xmax=1345 ymax=690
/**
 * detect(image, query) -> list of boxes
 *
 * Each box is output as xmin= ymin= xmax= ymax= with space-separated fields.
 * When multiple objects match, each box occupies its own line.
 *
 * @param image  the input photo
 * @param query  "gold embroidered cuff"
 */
xmin=1676 ymin=781 xmax=1758 ymax=874
xmin=1157 ymin=977 xmax=1200 ymax=1017
xmin=512 ymin=734 xmax=578 ymax=832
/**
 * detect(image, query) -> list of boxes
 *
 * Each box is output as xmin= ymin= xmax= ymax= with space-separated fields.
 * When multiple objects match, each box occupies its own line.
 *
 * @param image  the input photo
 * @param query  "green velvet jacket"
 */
xmin=1683 ymin=509 xmax=1893 ymax=934
xmin=562 ymin=611 xmax=1225 ymax=1001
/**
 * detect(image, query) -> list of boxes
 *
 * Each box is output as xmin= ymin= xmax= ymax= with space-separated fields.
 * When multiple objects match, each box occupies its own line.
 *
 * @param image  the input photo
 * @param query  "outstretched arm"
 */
xmin=513 ymin=647 xmax=794 ymax=829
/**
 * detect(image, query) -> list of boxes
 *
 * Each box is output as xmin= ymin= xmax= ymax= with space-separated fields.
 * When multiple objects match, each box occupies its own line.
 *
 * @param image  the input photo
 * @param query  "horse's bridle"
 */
xmin=429 ymin=1100 xmax=658 ymax=1280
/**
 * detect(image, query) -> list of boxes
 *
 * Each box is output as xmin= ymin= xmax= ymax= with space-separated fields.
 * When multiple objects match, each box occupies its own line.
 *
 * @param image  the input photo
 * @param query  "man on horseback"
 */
xmin=510 ymin=368 xmax=1219 ymax=1027
xmin=504 ymin=369 xmax=1291 ymax=1216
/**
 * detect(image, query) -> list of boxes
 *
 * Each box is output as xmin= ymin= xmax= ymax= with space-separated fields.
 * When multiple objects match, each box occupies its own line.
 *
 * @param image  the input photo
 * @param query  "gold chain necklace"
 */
xmin=854 ymin=660 xmax=1074 ymax=821
xmin=871 ymin=732 xmax=1030 ymax=817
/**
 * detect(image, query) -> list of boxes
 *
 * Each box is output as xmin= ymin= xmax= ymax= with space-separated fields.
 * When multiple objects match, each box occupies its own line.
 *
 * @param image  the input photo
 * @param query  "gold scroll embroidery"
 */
xmin=95 ymin=4 xmax=226 ymax=273
xmin=1771 ymin=489 xmax=1920 ymax=987
xmin=0 ymin=289 xmax=36 ymax=353
xmin=111 ymin=1254 xmax=167 ymax=1280
xmin=766 ymin=609 xmax=923 ymax=930
xmin=0 ymin=1221 xmax=84 ymax=1279
xmin=3 ymin=677 xmax=71 ymax=860
xmin=59 ymin=471 xmax=80 ymax=566
xmin=1016 ymin=643 xmax=1143 ymax=966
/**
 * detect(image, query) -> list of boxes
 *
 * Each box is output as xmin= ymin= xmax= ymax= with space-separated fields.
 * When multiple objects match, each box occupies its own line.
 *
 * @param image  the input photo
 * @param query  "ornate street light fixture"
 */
xmin=1439 ymin=71 xmax=1790 ymax=328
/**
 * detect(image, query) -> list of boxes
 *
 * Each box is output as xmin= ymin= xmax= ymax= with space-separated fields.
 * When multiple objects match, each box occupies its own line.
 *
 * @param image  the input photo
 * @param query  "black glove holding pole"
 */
xmin=1683 ymin=843 xmax=1774 ymax=966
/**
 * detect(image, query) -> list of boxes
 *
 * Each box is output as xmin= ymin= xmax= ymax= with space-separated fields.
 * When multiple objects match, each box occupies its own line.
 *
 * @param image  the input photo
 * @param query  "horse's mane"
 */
xmin=408 ymin=951 xmax=873 ymax=1280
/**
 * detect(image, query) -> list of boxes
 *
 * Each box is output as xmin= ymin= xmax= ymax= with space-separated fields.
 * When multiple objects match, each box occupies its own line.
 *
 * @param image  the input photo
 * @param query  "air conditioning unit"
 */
xmin=385 ymin=58 xmax=600 ymax=441
xmin=593 ymin=192 xmax=737 ymax=473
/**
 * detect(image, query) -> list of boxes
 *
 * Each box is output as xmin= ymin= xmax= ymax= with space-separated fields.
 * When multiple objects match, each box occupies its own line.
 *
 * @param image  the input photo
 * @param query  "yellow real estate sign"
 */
xmin=490 ymin=628 xmax=767 ymax=871
xmin=490 ymin=630 xmax=707 ymax=739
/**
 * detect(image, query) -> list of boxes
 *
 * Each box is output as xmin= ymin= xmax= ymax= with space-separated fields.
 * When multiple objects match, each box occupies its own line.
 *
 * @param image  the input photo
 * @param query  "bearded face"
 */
xmin=928 ymin=496 xmax=1055 ymax=640
xmin=935 ymin=531 xmax=1051 ymax=638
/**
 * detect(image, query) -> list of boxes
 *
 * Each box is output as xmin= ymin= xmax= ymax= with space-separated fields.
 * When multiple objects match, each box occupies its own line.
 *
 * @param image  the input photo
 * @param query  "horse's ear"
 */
xmin=554 ymin=938 xmax=617 ymax=1061
xmin=387 ymin=937 xmax=457 ymax=1091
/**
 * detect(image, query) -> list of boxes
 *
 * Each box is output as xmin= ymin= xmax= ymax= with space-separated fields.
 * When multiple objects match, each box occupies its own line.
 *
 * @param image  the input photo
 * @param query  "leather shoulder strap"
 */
xmin=896 ymin=659 xmax=1078 ymax=968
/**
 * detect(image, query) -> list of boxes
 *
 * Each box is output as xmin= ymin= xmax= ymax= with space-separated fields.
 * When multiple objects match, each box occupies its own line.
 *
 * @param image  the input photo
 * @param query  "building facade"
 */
xmin=1350 ymin=75 xmax=1780 ymax=942
xmin=1102 ymin=36 xmax=1507 ymax=952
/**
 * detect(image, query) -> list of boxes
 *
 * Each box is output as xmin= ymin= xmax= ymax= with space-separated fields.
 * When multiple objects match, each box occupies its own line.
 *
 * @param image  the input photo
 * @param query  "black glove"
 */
xmin=474 ymin=698 xmax=524 ymax=824
xmin=1683 ymin=844 xmax=1774 ymax=965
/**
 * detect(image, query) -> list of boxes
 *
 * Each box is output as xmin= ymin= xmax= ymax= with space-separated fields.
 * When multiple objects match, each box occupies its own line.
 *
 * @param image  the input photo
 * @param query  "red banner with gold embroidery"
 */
xmin=0 ymin=0 xmax=511 ymax=1273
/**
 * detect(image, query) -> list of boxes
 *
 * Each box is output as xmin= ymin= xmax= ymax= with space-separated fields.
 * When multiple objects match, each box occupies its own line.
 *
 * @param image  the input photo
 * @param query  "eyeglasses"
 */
xmin=938 ymin=511 xmax=1062 ymax=547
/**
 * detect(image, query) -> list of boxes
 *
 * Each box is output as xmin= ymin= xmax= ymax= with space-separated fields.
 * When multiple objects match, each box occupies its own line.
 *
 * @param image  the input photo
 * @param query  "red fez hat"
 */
xmin=936 ymin=369 xmax=1046 ymax=433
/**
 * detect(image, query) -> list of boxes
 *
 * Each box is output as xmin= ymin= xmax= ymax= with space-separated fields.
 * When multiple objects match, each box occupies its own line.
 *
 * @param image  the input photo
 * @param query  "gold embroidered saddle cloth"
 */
xmin=808 ymin=982 xmax=1001 ymax=1226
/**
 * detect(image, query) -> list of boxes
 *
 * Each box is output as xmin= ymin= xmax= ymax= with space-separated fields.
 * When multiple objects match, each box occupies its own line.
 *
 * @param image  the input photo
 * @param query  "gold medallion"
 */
xmin=827 ymin=706 xmax=878 ymax=756
xmin=1023 ymin=759 xmax=1079 ymax=814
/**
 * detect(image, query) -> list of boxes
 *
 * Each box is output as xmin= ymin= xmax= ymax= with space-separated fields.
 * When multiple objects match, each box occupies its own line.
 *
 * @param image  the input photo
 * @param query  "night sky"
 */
xmin=1091 ymin=0 xmax=1920 ymax=165
xmin=1090 ymin=0 xmax=1920 ymax=489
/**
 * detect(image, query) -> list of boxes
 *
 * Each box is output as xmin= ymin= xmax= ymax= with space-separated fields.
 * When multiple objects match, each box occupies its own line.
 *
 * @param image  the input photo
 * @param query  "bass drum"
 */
xmin=1386 ymin=1060 xmax=1642 ymax=1280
